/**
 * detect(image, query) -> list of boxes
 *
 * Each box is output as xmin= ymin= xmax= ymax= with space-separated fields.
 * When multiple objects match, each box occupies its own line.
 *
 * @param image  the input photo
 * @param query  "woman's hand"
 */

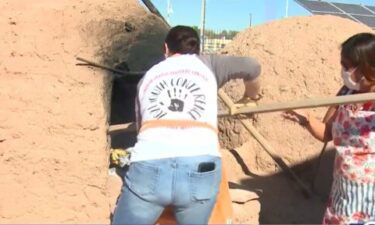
xmin=282 ymin=110 xmax=310 ymax=126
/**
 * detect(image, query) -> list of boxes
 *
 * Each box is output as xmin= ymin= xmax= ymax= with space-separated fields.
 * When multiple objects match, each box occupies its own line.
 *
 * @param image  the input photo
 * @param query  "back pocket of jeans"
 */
xmin=125 ymin=161 xmax=159 ymax=197
xmin=189 ymin=162 xmax=221 ymax=201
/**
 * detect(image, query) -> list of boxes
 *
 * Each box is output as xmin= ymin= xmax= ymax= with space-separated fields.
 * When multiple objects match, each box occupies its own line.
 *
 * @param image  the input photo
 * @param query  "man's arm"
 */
xmin=199 ymin=55 xmax=261 ymax=99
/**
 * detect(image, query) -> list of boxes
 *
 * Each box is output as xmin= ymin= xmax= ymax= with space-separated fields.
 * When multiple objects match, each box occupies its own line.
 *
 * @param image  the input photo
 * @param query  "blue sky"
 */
xmin=147 ymin=0 xmax=375 ymax=31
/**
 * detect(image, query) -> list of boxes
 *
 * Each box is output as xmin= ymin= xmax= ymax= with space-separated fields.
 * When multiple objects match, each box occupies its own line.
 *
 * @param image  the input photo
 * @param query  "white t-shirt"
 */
xmin=131 ymin=54 xmax=261 ymax=162
xmin=131 ymin=54 xmax=218 ymax=161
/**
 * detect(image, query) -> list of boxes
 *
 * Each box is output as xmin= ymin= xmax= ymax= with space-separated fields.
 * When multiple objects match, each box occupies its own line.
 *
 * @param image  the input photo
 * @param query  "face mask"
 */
xmin=341 ymin=68 xmax=360 ymax=91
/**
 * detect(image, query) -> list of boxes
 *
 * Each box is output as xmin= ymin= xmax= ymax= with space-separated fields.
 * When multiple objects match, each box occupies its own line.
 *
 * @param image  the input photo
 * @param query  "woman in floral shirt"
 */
xmin=284 ymin=32 xmax=375 ymax=224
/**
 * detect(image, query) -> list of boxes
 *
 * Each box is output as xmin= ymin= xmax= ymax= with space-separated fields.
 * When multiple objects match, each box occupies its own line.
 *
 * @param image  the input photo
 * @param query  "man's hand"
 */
xmin=230 ymin=96 xmax=259 ymax=117
xmin=244 ymin=77 xmax=261 ymax=100
xmin=234 ymin=96 xmax=258 ymax=108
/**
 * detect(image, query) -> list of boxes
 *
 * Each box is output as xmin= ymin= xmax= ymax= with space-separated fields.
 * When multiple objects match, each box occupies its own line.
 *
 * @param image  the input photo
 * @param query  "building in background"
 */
xmin=203 ymin=36 xmax=232 ymax=53
xmin=193 ymin=27 xmax=238 ymax=53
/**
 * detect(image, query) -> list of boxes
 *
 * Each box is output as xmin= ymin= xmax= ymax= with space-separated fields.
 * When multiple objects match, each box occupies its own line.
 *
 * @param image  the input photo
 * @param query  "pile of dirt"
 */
xmin=219 ymin=15 xmax=373 ymax=174
xmin=218 ymin=15 xmax=373 ymax=224
xmin=0 ymin=0 xmax=167 ymax=223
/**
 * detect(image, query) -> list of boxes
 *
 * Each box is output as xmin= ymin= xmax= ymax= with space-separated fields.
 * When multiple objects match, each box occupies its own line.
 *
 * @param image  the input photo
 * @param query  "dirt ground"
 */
xmin=1 ymin=0 xmax=374 ymax=224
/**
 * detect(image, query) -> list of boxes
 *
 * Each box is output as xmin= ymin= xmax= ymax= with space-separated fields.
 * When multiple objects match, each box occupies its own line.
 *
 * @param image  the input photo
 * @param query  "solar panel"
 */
xmin=295 ymin=0 xmax=375 ymax=29
xmin=313 ymin=12 xmax=354 ymax=20
xmin=366 ymin=5 xmax=375 ymax=13
xmin=352 ymin=15 xmax=375 ymax=28
xmin=332 ymin=3 xmax=374 ymax=15
xmin=295 ymin=0 xmax=341 ymax=13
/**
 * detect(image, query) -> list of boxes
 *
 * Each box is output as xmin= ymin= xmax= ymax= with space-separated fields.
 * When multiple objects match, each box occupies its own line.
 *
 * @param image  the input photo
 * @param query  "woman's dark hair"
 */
xmin=165 ymin=25 xmax=200 ymax=55
xmin=341 ymin=32 xmax=375 ymax=81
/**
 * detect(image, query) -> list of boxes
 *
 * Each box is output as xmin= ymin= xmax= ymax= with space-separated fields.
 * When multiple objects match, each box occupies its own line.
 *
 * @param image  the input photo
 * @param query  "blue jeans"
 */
xmin=112 ymin=155 xmax=222 ymax=224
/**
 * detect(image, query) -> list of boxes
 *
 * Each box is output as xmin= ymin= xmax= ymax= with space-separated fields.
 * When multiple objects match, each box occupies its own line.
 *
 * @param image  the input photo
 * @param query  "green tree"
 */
xmin=191 ymin=25 xmax=200 ymax=34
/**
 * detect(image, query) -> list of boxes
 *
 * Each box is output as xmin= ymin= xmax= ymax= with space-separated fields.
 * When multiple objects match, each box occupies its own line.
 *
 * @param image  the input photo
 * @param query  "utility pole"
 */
xmin=249 ymin=13 xmax=252 ymax=27
xmin=285 ymin=0 xmax=289 ymax=18
xmin=167 ymin=0 xmax=173 ymax=24
xmin=200 ymin=0 xmax=206 ymax=53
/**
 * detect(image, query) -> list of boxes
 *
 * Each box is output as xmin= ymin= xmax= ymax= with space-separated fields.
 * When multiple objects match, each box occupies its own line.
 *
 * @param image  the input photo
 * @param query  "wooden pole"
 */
xmin=218 ymin=90 xmax=313 ymax=198
xmin=240 ymin=119 xmax=312 ymax=197
xmin=218 ymin=89 xmax=237 ymax=114
xmin=110 ymin=92 xmax=375 ymax=132
xmin=76 ymin=57 xmax=145 ymax=76
xmin=218 ymin=92 xmax=375 ymax=116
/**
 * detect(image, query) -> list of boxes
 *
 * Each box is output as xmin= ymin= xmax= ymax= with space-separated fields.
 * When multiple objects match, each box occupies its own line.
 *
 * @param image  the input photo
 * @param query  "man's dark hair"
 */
xmin=165 ymin=25 xmax=200 ymax=55
xmin=341 ymin=32 xmax=375 ymax=81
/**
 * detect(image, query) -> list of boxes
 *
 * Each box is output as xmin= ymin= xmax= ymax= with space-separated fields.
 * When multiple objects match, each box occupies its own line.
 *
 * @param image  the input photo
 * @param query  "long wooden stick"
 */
xmin=110 ymin=93 xmax=375 ymax=133
xmin=240 ymin=119 xmax=312 ymax=197
xmin=218 ymin=92 xmax=375 ymax=116
xmin=218 ymin=90 xmax=313 ymax=198
xmin=218 ymin=89 xmax=237 ymax=114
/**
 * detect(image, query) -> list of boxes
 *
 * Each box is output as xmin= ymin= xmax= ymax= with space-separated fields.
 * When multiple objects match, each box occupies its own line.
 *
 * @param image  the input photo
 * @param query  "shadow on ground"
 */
xmin=229 ymin=146 xmax=335 ymax=224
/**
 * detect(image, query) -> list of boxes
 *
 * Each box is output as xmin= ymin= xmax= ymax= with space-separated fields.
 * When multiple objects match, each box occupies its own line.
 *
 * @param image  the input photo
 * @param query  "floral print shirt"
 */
xmin=332 ymin=101 xmax=375 ymax=183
